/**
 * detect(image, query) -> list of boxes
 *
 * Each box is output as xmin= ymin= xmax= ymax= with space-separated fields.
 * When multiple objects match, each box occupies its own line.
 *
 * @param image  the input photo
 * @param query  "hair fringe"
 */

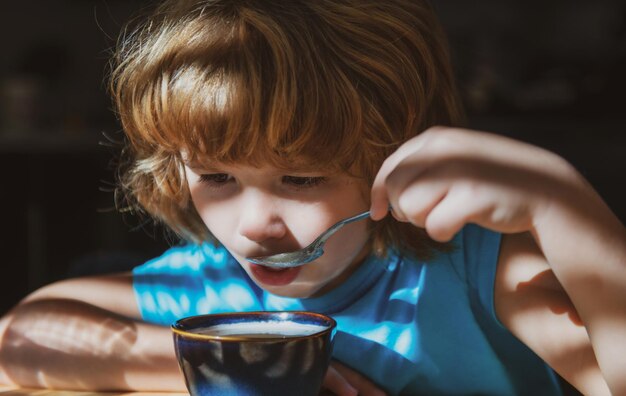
xmin=110 ymin=0 xmax=464 ymax=258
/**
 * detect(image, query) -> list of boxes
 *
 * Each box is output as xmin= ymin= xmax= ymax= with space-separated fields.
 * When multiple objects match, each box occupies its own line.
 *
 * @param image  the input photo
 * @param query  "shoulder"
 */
xmin=446 ymin=224 xmax=502 ymax=271
xmin=134 ymin=242 xmax=233 ymax=275
xmin=441 ymin=224 xmax=502 ymax=308
xmin=132 ymin=243 xmax=262 ymax=324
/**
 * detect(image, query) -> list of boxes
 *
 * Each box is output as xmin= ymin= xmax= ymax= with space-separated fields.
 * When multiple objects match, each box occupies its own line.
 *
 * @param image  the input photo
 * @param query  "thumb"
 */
xmin=370 ymin=162 xmax=394 ymax=221
xmin=370 ymin=186 xmax=390 ymax=221
xmin=322 ymin=365 xmax=358 ymax=396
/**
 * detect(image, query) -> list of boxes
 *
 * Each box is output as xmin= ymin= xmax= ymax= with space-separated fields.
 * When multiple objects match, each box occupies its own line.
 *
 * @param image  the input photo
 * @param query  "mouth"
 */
xmin=248 ymin=263 xmax=301 ymax=286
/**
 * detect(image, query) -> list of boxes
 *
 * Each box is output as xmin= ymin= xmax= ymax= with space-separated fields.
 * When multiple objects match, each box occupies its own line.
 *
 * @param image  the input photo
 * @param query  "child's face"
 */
xmin=184 ymin=161 xmax=371 ymax=298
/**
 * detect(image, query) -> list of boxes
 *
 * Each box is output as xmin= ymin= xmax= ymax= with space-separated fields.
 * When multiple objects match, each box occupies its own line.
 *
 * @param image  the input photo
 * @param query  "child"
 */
xmin=1 ymin=0 xmax=625 ymax=394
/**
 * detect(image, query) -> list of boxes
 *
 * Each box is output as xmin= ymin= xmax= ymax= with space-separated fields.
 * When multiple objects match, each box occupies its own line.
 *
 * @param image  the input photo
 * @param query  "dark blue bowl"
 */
xmin=172 ymin=311 xmax=336 ymax=396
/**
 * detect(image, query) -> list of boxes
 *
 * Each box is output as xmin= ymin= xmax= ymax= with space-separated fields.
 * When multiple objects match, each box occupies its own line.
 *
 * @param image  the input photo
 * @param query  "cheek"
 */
xmin=203 ymin=210 xmax=236 ymax=243
xmin=187 ymin=179 xmax=206 ymax=214
xmin=321 ymin=220 xmax=370 ymax=262
xmin=286 ymin=203 xmax=363 ymax=249
xmin=188 ymin=186 xmax=234 ymax=240
xmin=293 ymin=188 xmax=368 ymax=245
xmin=291 ymin=210 xmax=333 ymax=245
xmin=200 ymin=209 xmax=232 ymax=239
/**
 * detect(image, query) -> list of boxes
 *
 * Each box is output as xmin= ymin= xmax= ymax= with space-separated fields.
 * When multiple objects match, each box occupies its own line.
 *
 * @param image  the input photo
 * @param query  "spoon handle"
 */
xmin=316 ymin=210 xmax=371 ymax=244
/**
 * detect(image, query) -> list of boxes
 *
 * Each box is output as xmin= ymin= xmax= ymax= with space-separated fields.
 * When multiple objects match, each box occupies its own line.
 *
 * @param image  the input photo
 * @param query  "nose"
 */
xmin=237 ymin=193 xmax=287 ymax=243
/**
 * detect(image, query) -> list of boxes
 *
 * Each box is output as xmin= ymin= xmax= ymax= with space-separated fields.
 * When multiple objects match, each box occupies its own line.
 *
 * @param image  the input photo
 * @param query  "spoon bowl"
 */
xmin=246 ymin=210 xmax=372 ymax=268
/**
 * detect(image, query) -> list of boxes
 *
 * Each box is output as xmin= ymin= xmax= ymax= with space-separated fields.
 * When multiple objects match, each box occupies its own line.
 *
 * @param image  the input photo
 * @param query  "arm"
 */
xmin=0 ymin=273 xmax=185 ymax=391
xmin=0 ymin=276 xmax=384 ymax=395
xmin=495 ymin=232 xmax=611 ymax=395
xmin=370 ymin=126 xmax=626 ymax=395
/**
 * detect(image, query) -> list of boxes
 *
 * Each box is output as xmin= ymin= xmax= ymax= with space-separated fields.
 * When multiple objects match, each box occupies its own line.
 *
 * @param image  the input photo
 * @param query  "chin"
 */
xmin=259 ymin=283 xmax=320 ymax=299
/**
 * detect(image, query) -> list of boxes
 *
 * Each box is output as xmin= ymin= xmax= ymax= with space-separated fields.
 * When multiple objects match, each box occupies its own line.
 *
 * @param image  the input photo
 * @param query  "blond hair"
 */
xmin=110 ymin=0 xmax=463 ymax=258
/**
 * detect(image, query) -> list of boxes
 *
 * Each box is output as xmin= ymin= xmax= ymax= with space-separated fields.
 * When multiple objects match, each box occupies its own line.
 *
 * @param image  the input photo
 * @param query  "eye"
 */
xmin=282 ymin=176 xmax=327 ymax=188
xmin=199 ymin=173 xmax=234 ymax=186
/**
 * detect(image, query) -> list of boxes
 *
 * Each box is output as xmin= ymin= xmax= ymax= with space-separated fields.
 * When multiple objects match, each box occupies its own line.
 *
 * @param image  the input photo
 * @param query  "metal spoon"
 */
xmin=246 ymin=209 xmax=372 ymax=268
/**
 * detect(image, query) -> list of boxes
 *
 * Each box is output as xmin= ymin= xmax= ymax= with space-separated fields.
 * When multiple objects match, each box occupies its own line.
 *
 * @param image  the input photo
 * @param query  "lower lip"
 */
xmin=249 ymin=264 xmax=301 ymax=286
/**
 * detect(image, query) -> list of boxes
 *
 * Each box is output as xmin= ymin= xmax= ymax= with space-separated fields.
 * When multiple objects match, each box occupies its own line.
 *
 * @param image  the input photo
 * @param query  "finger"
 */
xmin=370 ymin=157 xmax=397 ymax=221
xmin=425 ymin=187 xmax=487 ymax=242
xmin=322 ymin=365 xmax=358 ymax=396
xmin=332 ymin=361 xmax=388 ymax=396
xmin=372 ymin=159 xmax=422 ymax=222
xmin=395 ymin=177 xmax=449 ymax=228
xmin=370 ymin=134 xmax=428 ymax=220
xmin=382 ymin=156 xmax=441 ymax=223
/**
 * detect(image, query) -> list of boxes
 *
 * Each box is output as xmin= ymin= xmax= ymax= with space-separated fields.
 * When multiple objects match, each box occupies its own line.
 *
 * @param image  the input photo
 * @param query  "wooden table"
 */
xmin=0 ymin=386 xmax=187 ymax=396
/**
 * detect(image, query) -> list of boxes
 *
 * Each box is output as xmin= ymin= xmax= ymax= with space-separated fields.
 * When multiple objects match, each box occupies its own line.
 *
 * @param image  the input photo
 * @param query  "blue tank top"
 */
xmin=133 ymin=224 xmax=561 ymax=395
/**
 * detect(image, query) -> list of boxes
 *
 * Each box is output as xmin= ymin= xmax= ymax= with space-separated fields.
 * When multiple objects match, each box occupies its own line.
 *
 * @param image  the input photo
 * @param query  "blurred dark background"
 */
xmin=1 ymin=0 xmax=625 ymax=320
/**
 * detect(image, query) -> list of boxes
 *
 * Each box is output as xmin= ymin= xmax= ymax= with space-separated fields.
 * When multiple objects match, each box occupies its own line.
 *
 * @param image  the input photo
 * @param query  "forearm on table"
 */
xmin=532 ymin=179 xmax=626 ymax=394
xmin=0 ymin=298 xmax=186 ymax=391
